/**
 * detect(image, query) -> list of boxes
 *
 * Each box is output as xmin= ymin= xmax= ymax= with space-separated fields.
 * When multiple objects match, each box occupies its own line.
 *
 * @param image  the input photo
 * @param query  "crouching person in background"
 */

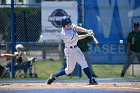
xmin=6 ymin=44 xmax=36 ymax=78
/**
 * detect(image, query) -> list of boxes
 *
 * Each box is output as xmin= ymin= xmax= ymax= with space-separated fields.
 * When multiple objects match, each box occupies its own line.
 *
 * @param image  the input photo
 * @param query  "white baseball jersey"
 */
xmin=61 ymin=24 xmax=88 ymax=74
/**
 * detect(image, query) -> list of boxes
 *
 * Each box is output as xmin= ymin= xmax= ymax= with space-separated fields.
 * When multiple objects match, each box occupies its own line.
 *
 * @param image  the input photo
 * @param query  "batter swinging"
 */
xmin=47 ymin=16 xmax=98 ymax=85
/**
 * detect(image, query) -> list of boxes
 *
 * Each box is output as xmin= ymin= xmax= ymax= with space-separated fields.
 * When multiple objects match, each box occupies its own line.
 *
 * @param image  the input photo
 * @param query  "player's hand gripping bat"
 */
xmin=88 ymin=29 xmax=99 ymax=45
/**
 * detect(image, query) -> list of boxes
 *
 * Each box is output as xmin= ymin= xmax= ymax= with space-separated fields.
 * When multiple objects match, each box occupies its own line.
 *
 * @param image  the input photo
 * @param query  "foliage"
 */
xmin=0 ymin=7 xmax=41 ymax=42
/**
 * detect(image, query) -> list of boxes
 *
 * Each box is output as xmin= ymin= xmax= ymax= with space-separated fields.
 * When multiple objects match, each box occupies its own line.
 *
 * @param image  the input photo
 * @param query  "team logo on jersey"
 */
xmin=48 ymin=9 xmax=69 ymax=28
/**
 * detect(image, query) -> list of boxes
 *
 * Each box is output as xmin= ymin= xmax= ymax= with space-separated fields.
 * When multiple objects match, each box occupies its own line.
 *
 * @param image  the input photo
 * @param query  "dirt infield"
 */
xmin=0 ymin=82 xmax=140 ymax=92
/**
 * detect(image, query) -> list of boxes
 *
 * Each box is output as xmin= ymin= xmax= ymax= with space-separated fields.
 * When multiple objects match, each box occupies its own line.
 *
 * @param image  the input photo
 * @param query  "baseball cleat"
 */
xmin=121 ymin=73 xmax=124 ymax=77
xmin=47 ymin=74 xmax=56 ymax=85
xmin=92 ymin=74 xmax=98 ymax=78
xmin=89 ymin=78 xmax=98 ymax=85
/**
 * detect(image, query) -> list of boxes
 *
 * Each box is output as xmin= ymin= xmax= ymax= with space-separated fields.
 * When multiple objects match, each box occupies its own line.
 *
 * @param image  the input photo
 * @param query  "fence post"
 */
xmin=11 ymin=0 xmax=15 ymax=78
xmin=77 ymin=0 xmax=82 ymax=77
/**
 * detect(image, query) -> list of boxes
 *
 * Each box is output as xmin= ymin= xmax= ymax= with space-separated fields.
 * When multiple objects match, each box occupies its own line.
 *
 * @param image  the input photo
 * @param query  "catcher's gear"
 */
xmin=0 ymin=65 xmax=6 ymax=77
xmin=89 ymin=78 xmax=98 ymax=85
xmin=61 ymin=16 xmax=72 ymax=27
xmin=47 ymin=74 xmax=56 ymax=85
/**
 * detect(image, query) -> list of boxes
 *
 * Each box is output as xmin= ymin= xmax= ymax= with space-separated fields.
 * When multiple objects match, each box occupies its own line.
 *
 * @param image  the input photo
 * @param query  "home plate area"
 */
xmin=0 ymin=81 xmax=140 ymax=92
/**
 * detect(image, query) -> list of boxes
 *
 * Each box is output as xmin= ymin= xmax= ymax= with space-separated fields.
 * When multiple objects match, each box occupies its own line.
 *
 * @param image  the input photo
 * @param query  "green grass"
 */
xmin=91 ymin=65 xmax=124 ymax=78
xmin=33 ymin=60 xmax=61 ymax=78
xmin=34 ymin=60 xmax=140 ymax=79
xmin=0 ymin=60 xmax=140 ymax=80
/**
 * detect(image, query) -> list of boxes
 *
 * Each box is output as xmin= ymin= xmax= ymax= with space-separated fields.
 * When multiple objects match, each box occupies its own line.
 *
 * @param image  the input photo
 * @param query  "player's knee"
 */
xmin=81 ymin=65 xmax=88 ymax=70
xmin=65 ymin=68 xmax=74 ymax=74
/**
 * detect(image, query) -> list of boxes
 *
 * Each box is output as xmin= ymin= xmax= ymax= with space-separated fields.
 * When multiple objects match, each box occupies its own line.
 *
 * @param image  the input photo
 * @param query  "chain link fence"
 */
xmin=0 ymin=43 xmax=63 ymax=78
xmin=0 ymin=2 xmax=65 ymax=78
xmin=0 ymin=4 xmax=41 ymax=42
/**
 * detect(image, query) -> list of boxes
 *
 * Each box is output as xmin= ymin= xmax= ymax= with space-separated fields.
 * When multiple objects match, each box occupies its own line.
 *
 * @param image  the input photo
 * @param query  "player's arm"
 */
xmin=76 ymin=26 xmax=93 ymax=40
xmin=78 ymin=33 xmax=93 ymax=40
xmin=75 ymin=26 xmax=87 ymax=32
xmin=75 ymin=26 xmax=94 ymax=35
xmin=75 ymin=26 xmax=91 ymax=33
xmin=0 ymin=53 xmax=14 ymax=58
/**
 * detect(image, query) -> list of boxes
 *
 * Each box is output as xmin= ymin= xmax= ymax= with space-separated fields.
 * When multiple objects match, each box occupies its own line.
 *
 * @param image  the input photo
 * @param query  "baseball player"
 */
xmin=47 ymin=16 xmax=98 ymax=85
xmin=6 ymin=44 xmax=35 ymax=78
xmin=121 ymin=22 xmax=140 ymax=77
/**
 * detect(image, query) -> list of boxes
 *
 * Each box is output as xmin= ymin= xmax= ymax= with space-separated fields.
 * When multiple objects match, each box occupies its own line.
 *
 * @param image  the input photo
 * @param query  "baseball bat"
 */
xmin=89 ymin=29 xmax=99 ymax=45
xmin=92 ymin=35 xmax=99 ymax=45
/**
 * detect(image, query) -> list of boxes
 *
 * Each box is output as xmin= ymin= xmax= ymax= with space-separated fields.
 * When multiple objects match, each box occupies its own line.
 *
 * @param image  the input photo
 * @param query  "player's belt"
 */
xmin=65 ymin=45 xmax=77 ymax=48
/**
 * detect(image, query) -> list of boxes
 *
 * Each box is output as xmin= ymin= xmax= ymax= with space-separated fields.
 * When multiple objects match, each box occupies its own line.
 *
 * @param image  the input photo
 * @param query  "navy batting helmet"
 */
xmin=61 ymin=16 xmax=72 ymax=27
